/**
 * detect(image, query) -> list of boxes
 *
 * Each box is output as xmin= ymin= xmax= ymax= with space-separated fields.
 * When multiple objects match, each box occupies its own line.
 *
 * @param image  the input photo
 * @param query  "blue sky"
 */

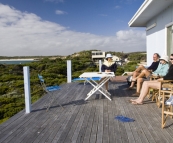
xmin=0 ymin=0 xmax=146 ymax=56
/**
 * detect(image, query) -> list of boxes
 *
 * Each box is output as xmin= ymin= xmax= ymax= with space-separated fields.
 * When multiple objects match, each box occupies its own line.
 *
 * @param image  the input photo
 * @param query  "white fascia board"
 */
xmin=128 ymin=0 xmax=152 ymax=27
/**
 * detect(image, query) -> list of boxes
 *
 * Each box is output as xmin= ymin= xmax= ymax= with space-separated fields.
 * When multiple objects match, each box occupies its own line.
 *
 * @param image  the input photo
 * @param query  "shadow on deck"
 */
xmin=0 ymin=76 xmax=173 ymax=143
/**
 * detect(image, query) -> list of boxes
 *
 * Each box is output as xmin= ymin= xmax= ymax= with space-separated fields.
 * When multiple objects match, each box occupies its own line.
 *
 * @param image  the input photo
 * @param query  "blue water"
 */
xmin=0 ymin=60 xmax=38 ymax=65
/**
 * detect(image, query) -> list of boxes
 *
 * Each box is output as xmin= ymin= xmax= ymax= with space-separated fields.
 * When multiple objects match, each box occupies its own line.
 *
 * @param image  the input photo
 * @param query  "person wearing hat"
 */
xmin=131 ymin=55 xmax=169 ymax=96
xmin=101 ymin=53 xmax=117 ymax=91
xmin=130 ymin=53 xmax=173 ymax=105
xmin=152 ymin=55 xmax=169 ymax=77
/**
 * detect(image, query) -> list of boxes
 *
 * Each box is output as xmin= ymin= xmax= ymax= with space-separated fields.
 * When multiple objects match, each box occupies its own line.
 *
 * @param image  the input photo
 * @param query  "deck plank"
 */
xmin=6 ymin=83 xmax=77 ymax=143
xmin=95 ymin=99 xmax=104 ymax=143
xmin=142 ymin=98 xmax=173 ymax=142
xmin=102 ymin=99 xmax=110 ymax=143
xmin=82 ymin=100 xmax=96 ymax=143
xmin=89 ymin=99 xmax=100 ymax=143
xmin=122 ymin=88 xmax=147 ymax=143
xmin=35 ymin=83 xmax=86 ymax=143
xmin=0 ymin=78 xmax=173 ymax=143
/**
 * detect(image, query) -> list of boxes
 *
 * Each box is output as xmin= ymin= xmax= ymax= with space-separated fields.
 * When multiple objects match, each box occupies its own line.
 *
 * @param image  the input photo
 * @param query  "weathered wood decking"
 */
xmin=0 ymin=76 xmax=173 ymax=143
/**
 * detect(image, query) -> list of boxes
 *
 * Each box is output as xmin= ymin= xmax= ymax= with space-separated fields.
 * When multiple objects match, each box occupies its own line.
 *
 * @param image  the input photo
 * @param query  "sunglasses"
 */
xmin=170 ymin=58 xmax=173 ymax=60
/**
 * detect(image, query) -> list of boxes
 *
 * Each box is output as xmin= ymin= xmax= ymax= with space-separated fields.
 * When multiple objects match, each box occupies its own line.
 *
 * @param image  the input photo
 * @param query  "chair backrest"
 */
xmin=38 ymin=74 xmax=61 ymax=92
xmin=38 ymin=74 xmax=48 ymax=92
xmin=38 ymin=74 xmax=44 ymax=83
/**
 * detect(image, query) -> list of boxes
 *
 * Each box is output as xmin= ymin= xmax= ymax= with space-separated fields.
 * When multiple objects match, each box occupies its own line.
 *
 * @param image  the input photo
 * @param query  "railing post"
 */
xmin=23 ymin=66 xmax=31 ymax=113
xmin=67 ymin=60 xmax=72 ymax=83
xmin=99 ymin=60 xmax=102 ymax=72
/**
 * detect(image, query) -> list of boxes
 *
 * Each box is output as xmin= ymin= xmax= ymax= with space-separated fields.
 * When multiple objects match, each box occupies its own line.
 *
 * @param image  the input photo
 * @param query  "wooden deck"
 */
xmin=0 ymin=76 xmax=173 ymax=143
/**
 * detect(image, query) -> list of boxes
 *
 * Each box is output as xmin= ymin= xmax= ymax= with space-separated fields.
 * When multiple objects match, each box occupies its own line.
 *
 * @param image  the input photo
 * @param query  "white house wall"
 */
xmin=146 ymin=3 xmax=173 ymax=65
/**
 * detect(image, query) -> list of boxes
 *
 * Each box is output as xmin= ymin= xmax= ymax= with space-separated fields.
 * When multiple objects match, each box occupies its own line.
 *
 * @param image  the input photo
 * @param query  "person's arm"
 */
xmin=101 ymin=64 xmax=110 ymax=72
xmin=158 ymin=64 xmax=169 ymax=77
xmin=101 ymin=64 xmax=106 ymax=72
xmin=152 ymin=63 xmax=161 ymax=75
xmin=147 ymin=61 xmax=159 ymax=72
xmin=163 ymin=65 xmax=173 ymax=80
xmin=113 ymin=62 xmax=117 ymax=73
xmin=108 ymin=62 xmax=117 ymax=72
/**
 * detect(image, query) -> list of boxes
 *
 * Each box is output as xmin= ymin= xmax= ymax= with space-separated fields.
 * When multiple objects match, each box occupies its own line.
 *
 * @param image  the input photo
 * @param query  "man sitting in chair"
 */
xmin=101 ymin=53 xmax=117 ymax=91
xmin=132 ymin=55 xmax=170 ymax=96
xmin=129 ymin=53 xmax=173 ymax=105
xmin=127 ymin=53 xmax=160 ymax=90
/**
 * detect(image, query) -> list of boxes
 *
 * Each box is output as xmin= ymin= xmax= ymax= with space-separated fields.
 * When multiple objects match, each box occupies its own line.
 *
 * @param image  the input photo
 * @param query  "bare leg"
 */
xmin=131 ymin=80 xmax=160 ymax=103
xmin=139 ymin=69 xmax=151 ymax=78
xmin=105 ymin=81 xmax=108 ymax=90
xmin=135 ymin=65 xmax=146 ymax=72
xmin=99 ymin=77 xmax=108 ymax=90
xmin=129 ymin=71 xmax=140 ymax=88
xmin=136 ymin=78 xmax=143 ymax=93
xmin=132 ymin=69 xmax=151 ymax=81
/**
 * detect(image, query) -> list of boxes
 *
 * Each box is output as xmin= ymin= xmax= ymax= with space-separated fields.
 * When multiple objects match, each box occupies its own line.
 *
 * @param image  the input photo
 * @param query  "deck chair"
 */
xmin=72 ymin=77 xmax=101 ymax=85
xmin=158 ymin=80 xmax=173 ymax=128
xmin=38 ymin=74 xmax=63 ymax=111
xmin=148 ymin=76 xmax=172 ymax=108
xmin=147 ymin=75 xmax=161 ymax=103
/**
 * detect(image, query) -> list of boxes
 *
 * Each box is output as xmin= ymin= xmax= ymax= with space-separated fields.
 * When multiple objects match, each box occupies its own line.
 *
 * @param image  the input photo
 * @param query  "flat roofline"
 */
xmin=128 ymin=0 xmax=173 ymax=27
xmin=128 ymin=0 xmax=151 ymax=27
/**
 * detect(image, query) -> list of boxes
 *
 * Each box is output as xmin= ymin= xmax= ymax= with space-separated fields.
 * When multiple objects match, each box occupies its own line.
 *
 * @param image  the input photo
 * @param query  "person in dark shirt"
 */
xmin=101 ymin=53 xmax=117 ymax=91
xmin=131 ymin=55 xmax=169 ymax=96
xmin=101 ymin=54 xmax=117 ymax=73
xmin=130 ymin=54 xmax=173 ymax=105
xmin=128 ymin=53 xmax=160 ymax=89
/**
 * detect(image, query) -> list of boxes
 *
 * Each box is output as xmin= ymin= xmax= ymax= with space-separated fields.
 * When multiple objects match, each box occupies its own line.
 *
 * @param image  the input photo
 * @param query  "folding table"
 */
xmin=79 ymin=72 xmax=115 ymax=101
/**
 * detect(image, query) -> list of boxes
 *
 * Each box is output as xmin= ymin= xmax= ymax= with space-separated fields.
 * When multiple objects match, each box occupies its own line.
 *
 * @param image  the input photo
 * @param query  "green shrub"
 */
xmin=0 ymin=86 xmax=9 ymax=94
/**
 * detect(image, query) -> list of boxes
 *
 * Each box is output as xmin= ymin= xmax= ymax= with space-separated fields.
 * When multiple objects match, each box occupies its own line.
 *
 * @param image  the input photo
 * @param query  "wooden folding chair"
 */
xmin=38 ymin=74 xmax=63 ymax=111
xmin=158 ymin=80 xmax=173 ymax=128
xmin=147 ymin=75 xmax=160 ymax=101
xmin=147 ymin=75 xmax=168 ymax=108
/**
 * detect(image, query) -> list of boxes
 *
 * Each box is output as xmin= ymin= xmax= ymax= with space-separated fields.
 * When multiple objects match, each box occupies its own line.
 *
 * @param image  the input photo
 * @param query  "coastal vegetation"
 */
xmin=0 ymin=50 xmax=146 ymax=124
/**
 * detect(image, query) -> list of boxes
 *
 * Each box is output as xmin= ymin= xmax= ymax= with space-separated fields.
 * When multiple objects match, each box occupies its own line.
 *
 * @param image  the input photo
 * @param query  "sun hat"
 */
xmin=106 ymin=53 xmax=113 ymax=59
xmin=160 ymin=55 xmax=169 ymax=62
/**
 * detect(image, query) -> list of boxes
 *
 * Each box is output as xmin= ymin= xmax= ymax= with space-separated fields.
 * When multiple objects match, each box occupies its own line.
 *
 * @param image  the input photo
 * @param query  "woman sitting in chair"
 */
xmin=132 ymin=55 xmax=170 ymax=96
xmin=130 ymin=54 xmax=173 ymax=105
xmin=101 ymin=53 xmax=117 ymax=91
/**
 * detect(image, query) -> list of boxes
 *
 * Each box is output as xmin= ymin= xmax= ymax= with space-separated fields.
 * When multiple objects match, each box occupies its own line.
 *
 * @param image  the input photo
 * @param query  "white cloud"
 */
xmin=55 ymin=10 xmax=67 ymax=15
xmin=0 ymin=4 xmax=146 ymax=56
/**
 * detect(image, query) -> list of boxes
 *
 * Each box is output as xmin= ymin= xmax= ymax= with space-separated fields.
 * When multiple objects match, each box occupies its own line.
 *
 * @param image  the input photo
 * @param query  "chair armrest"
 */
xmin=149 ymin=75 xmax=159 ymax=80
xmin=150 ymin=75 xmax=163 ymax=80
xmin=157 ymin=80 xmax=173 ymax=83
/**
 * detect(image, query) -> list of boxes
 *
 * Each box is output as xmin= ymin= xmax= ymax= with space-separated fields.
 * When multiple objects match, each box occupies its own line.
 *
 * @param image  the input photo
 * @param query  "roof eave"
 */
xmin=128 ymin=0 xmax=152 ymax=27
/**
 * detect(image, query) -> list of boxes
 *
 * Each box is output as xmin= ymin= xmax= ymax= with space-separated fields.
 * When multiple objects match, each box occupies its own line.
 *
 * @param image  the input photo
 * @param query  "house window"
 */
xmin=96 ymin=52 xmax=102 ymax=55
xmin=167 ymin=25 xmax=173 ymax=56
xmin=92 ymin=53 xmax=95 ymax=55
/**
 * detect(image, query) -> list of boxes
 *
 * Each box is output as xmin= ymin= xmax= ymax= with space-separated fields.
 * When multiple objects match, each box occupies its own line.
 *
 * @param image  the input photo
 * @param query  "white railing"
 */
xmin=23 ymin=66 xmax=31 ymax=113
xmin=121 ymin=72 xmax=133 ymax=76
xmin=23 ymin=60 xmax=102 ymax=113
xmin=67 ymin=60 xmax=72 ymax=83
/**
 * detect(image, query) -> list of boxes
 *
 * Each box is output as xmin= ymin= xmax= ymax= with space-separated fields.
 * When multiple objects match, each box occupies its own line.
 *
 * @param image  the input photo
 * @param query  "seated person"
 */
xmin=128 ymin=53 xmax=160 ymax=89
xmin=130 ymin=53 xmax=173 ymax=105
xmin=132 ymin=55 xmax=169 ymax=96
xmin=101 ymin=53 xmax=117 ymax=91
